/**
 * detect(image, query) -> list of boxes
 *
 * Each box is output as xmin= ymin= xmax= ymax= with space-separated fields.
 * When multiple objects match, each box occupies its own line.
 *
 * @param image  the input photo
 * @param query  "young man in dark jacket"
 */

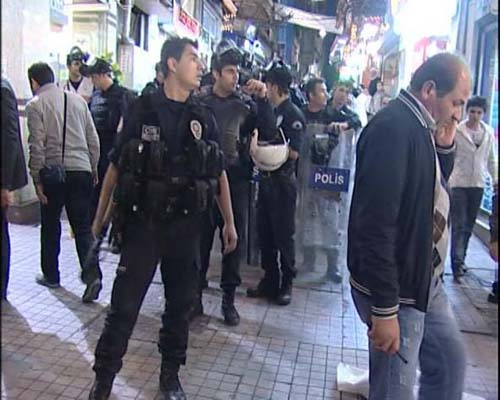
xmin=348 ymin=53 xmax=471 ymax=399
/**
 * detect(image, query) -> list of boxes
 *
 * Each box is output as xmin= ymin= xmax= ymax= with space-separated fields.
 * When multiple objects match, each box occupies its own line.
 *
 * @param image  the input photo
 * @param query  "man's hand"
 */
xmin=35 ymin=183 xmax=48 ymax=205
xmin=243 ymin=79 xmax=267 ymax=98
xmin=435 ymin=119 xmax=458 ymax=148
xmin=222 ymin=223 xmax=238 ymax=255
xmin=327 ymin=122 xmax=349 ymax=134
xmin=490 ymin=241 xmax=498 ymax=262
xmin=1 ymin=189 xmax=13 ymax=208
xmin=92 ymin=173 xmax=99 ymax=187
xmin=368 ymin=316 xmax=400 ymax=354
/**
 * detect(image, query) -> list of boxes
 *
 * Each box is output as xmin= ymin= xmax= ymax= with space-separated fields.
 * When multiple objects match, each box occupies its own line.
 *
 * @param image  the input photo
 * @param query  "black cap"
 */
xmin=80 ymin=58 xmax=112 ymax=77
xmin=263 ymin=60 xmax=292 ymax=90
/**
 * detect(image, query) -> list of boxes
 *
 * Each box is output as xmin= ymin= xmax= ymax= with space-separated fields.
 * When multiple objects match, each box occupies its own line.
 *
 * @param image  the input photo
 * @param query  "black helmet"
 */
xmin=66 ymin=46 xmax=89 ymax=66
xmin=263 ymin=60 xmax=292 ymax=90
xmin=212 ymin=39 xmax=242 ymax=71
xmin=80 ymin=57 xmax=112 ymax=77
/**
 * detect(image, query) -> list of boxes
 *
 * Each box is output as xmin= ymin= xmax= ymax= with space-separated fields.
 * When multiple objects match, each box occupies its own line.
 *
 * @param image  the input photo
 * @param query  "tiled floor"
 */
xmin=1 ymin=222 xmax=498 ymax=399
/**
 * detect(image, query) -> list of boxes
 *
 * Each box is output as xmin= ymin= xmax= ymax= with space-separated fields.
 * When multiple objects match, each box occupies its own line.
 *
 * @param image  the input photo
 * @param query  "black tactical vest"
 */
xmin=114 ymin=94 xmax=224 ymax=224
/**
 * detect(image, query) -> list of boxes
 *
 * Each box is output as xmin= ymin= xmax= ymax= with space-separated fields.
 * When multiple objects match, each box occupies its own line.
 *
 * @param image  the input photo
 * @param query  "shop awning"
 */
xmin=275 ymin=5 xmax=342 ymax=34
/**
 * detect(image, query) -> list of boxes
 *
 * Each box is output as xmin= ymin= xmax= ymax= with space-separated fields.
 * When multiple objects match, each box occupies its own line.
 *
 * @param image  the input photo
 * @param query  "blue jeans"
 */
xmin=351 ymin=277 xmax=466 ymax=400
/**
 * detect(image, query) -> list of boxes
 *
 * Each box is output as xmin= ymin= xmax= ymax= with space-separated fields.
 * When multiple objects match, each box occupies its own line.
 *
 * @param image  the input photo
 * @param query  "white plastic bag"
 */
xmin=336 ymin=362 xmax=370 ymax=398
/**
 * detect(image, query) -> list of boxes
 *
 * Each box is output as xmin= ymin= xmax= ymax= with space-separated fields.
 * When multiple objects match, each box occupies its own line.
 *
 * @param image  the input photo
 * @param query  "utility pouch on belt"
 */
xmin=116 ymin=172 xmax=141 ymax=212
xmin=144 ymin=180 xmax=168 ymax=219
xmin=120 ymin=138 xmax=147 ymax=175
xmin=187 ymin=139 xmax=224 ymax=178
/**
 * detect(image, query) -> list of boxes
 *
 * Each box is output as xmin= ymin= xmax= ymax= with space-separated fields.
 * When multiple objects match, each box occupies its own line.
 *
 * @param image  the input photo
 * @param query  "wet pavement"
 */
xmin=1 ymin=222 xmax=498 ymax=399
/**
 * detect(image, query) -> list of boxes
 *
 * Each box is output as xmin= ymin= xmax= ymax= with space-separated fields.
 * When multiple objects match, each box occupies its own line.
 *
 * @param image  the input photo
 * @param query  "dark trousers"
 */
xmin=450 ymin=187 xmax=484 ymax=272
xmin=199 ymin=181 xmax=248 ymax=292
xmin=90 ymin=149 xmax=110 ymax=223
xmin=257 ymin=175 xmax=297 ymax=289
xmin=40 ymin=171 xmax=101 ymax=284
xmin=93 ymin=221 xmax=199 ymax=378
xmin=1 ymin=207 xmax=10 ymax=298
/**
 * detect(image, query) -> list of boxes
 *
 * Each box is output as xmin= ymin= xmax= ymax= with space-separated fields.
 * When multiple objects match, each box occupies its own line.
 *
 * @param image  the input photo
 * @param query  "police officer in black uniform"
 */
xmin=194 ymin=41 xmax=275 ymax=325
xmin=87 ymin=36 xmax=238 ymax=400
xmin=83 ymin=58 xmax=136 ymax=222
xmin=300 ymin=77 xmax=360 ymax=282
xmin=247 ymin=61 xmax=305 ymax=306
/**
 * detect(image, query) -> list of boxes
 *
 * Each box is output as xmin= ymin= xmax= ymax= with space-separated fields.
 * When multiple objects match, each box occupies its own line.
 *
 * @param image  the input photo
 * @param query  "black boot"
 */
xmin=326 ymin=250 xmax=342 ymax=283
xmin=221 ymin=290 xmax=240 ymax=326
xmin=159 ymin=361 xmax=186 ymax=400
xmin=188 ymin=292 xmax=204 ymax=322
xmin=88 ymin=375 xmax=114 ymax=400
xmin=276 ymin=279 xmax=292 ymax=306
xmin=247 ymin=277 xmax=278 ymax=300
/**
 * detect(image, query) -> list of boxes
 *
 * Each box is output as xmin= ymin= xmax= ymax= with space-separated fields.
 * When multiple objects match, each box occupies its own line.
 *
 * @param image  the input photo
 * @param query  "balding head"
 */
xmin=409 ymin=53 xmax=471 ymax=125
xmin=410 ymin=53 xmax=470 ymax=97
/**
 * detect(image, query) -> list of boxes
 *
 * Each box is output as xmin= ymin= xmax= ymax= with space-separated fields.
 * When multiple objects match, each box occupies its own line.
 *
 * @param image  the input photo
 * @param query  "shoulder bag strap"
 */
xmin=62 ymin=92 xmax=67 ymax=164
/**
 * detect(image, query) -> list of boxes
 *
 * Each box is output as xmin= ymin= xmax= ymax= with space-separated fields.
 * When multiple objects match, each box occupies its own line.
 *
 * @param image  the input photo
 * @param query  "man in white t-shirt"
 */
xmin=449 ymin=95 xmax=498 ymax=281
xmin=61 ymin=46 xmax=94 ymax=103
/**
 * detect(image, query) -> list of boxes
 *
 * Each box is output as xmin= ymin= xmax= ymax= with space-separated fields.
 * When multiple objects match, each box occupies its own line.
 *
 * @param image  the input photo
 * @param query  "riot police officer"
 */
xmin=87 ymin=36 xmax=238 ymax=400
xmin=298 ymin=78 xmax=360 ymax=282
xmin=247 ymin=61 xmax=305 ymax=306
xmin=195 ymin=40 xmax=275 ymax=325
xmin=83 ymin=57 xmax=136 ymax=222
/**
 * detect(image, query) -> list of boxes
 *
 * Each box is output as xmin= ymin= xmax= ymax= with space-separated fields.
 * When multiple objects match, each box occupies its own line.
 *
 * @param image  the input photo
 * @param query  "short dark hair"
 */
xmin=28 ymin=62 xmax=55 ymax=87
xmin=410 ymin=53 xmax=467 ymax=97
xmin=212 ymin=50 xmax=241 ymax=73
xmin=160 ymin=36 xmax=198 ymax=77
xmin=466 ymin=96 xmax=488 ymax=112
xmin=155 ymin=62 xmax=162 ymax=74
xmin=304 ymin=78 xmax=325 ymax=100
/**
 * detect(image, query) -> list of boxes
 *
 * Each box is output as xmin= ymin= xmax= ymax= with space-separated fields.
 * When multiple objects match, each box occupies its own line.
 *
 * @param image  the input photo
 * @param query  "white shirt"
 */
xmin=449 ymin=120 xmax=498 ymax=188
xmin=60 ymin=76 xmax=94 ymax=102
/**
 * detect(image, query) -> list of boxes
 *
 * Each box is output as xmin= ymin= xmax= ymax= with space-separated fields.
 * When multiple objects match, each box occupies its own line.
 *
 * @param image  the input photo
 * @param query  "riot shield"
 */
xmin=296 ymin=122 xmax=356 ymax=278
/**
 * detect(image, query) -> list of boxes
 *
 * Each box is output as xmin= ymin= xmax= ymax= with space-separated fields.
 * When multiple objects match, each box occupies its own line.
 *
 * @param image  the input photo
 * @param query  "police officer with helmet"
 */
xmin=195 ymin=39 xmax=275 ymax=325
xmin=61 ymin=46 xmax=93 ymax=103
xmin=87 ymin=36 xmax=238 ymax=400
xmin=247 ymin=61 xmax=305 ymax=306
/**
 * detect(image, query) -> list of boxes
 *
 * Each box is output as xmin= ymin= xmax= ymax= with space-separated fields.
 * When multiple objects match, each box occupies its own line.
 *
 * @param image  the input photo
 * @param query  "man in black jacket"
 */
xmin=348 ymin=53 xmax=471 ymax=399
xmin=85 ymin=58 xmax=136 ymax=221
xmin=1 ymin=78 xmax=28 ymax=300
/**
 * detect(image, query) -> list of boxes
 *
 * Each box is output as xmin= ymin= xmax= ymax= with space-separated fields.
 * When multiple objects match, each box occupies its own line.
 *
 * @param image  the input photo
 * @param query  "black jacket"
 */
xmin=347 ymin=89 xmax=455 ymax=317
xmin=1 ymin=79 xmax=28 ymax=191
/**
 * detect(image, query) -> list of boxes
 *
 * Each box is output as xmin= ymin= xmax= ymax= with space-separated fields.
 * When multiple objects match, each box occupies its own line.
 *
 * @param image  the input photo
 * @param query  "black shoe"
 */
xmin=453 ymin=265 xmax=466 ymax=277
xmin=276 ymin=282 xmax=292 ymax=306
xmin=35 ymin=274 xmax=60 ymax=289
xmin=488 ymin=292 xmax=498 ymax=304
xmin=247 ymin=279 xmax=278 ymax=299
xmin=188 ymin=296 xmax=204 ymax=321
xmin=160 ymin=363 xmax=186 ymax=400
xmin=326 ymin=265 xmax=342 ymax=283
xmin=221 ymin=291 xmax=240 ymax=326
xmin=88 ymin=376 xmax=113 ymax=400
xmin=82 ymin=278 xmax=102 ymax=303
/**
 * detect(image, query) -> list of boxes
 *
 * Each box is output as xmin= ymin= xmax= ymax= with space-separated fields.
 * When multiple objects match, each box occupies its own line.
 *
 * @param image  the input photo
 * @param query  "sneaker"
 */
xmin=275 ymin=282 xmax=292 ymax=306
xmin=82 ymin=279 xmax=102 ymax=303
xmin=35 ymin=274 xmax=60 ymax=289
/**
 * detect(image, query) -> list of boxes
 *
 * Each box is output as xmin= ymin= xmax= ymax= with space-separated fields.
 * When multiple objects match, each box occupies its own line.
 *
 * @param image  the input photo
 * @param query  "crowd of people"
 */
xmin=1 ymin=35 xmax=498 ymax=400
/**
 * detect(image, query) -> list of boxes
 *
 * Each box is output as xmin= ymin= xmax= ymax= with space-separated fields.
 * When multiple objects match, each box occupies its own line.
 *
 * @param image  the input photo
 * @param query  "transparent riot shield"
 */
xmin=296 ymin=123 xmax=356 ymax=279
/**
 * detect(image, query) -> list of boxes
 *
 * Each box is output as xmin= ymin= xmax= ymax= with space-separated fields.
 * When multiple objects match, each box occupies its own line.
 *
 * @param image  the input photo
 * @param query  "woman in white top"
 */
xmin=449 ymin=96 xmax=498 ymax=281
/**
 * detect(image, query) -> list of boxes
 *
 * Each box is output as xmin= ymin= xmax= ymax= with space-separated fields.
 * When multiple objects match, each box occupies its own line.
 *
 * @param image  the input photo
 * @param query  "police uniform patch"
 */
xmin=292 ymin=120 xmax=303 ymax=130
xmin=276 ymin=115 xmax=284 ymax=127
xmin=141 ymin=125 xmax=160 ymax=142
xmin=190 ymin=120 xmax=203 ymax=140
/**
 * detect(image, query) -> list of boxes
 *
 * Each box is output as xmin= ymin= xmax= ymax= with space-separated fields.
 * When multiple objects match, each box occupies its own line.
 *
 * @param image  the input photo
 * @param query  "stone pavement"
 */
xmin=1 ymin=222 xmax=498 ymax=400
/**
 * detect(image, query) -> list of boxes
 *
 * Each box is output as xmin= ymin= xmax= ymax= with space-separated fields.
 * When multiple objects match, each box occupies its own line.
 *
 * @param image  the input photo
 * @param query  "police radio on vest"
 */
xmin=314 ymin=171 xmax=345 ymax=185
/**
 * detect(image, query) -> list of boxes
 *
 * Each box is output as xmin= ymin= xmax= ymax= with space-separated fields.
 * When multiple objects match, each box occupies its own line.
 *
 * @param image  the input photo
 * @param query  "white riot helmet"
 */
xmin=250 ymin=128 xmax=289 ymax=171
